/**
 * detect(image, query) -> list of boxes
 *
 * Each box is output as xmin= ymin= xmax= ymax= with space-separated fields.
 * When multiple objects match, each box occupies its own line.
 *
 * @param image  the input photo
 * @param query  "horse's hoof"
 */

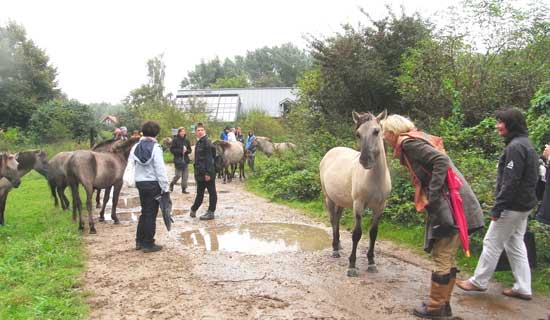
xmin=332 ymin=251 xmax=341 ymax=258
xmin=99 ymin=217 xmax=105 ymax=222
xmin=347 ymin=268 xmax=358 ymax=277
xmin=113 ymin=220 xmax=120 ymax=225
xmin=89 ymin=229 xmax=97 ymax=234
xmin=367 ymin=264 xmax=378 ymax=273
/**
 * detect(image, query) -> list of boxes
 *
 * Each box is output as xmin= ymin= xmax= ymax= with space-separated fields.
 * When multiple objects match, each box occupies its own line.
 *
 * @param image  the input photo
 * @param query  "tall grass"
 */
xmin=0 ymin=172 xmax=88 ymax=319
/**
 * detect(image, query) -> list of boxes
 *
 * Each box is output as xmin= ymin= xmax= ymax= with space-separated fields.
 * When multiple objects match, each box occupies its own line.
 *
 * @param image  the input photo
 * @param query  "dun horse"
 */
xmin=67 ymin=137 xmax=138 ymax=233
xmin=213 ymin=141 xmax=245 ymax=183
xmin=0 ymin=150 xmax=48 ymax=225
xmin=319 ymin=111 xmax=391 ymax=276
xmin=253 ymin=137 xmax=296 ymax=157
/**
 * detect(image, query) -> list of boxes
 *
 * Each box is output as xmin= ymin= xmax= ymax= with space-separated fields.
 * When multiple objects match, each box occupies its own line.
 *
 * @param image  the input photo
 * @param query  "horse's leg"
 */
xmin=348 ymin=201 xmax=364 ymax=277
xmin=240 ymin=160 xmax=245 ymax=180
xmin=49 ymin=181 xmax=59 ymax=208
xmin=59 ymin=186 xmax=70 ymax=211
xmin=0 ymin=192 xmax=7 ymax=225
xmin=111 ymin=182 xmax=122 ymax=224
xmin=366 ymin=207 xmax=384 ymax=273
xmin=98 ymin=186 xmax=111 ymax=222
xmin=70 ymin=184 xmax=82 ymax=228
xmin=95 ymin=188 xmax=102 ymax=209
xmin=85 ymin=185 xmax=96 ymax=234
xmin=325 ymin=197 xmax=342 ymax=258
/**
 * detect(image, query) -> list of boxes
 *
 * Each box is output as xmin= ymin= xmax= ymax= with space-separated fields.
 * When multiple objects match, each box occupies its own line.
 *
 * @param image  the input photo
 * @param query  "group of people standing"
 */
xmin=128 ymin=121 xmax=220 ymax=253
xmin=220 ymin=126 xmax=258 ymax=171
xmin=381 ymin=108 xmax=546 ymax=319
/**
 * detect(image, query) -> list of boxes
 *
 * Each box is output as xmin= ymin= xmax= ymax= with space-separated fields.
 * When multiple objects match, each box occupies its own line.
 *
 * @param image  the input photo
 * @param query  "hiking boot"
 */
xmin=199 ymin=210 xmax=215 ymax=220
xmin=135 ymin=240 xmax=142 ymax=250
xmin=142 ymin=244 xmax=163 ymax=253
xmin=190 ymin=209 xmax=196 ymax=218
xmin=169 ymin=183 xmax=174 ymax=192
xmin=413 ymin=273 xmax=452 ymax=319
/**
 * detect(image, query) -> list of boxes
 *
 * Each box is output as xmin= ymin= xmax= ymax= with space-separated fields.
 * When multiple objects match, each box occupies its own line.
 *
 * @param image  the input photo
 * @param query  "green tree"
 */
xmin=0 ymin=21 xmax=60 ymax=128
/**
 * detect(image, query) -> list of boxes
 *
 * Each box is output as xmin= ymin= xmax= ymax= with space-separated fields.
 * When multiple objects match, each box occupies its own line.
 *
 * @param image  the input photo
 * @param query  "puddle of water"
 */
xmin=179 ymin=223 xmax=331 ymax=255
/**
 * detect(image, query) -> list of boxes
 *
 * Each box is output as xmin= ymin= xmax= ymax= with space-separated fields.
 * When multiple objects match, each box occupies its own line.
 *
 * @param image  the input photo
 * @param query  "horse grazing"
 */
xmin=319 ymin=111 xmax=391 ymax=277
xmin=213 ymin=140 xmax=245 ymax=183
xmin=0 ymin=152 xmax=20 ymax=187
xmin=0 ymin=150 xmax=46 ymax=225
xmin=67 ymin=137 xmax=138 ymax=233
xmin=48 ymin=151 xmax=73 ymax=210
xmin=253 ymin=137 xmax=296 ymax=157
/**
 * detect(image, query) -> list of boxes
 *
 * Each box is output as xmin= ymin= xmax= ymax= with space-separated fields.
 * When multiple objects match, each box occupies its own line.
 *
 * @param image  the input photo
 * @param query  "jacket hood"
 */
xmin=133 ymin=138 xmax=156 ymax=164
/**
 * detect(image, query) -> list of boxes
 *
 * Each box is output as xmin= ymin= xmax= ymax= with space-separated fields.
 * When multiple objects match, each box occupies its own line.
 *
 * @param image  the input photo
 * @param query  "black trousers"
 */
xmin=191 ymin=179 xmax=217 ymax=212
xmin=136 ymin=181 xmax=161 ymax=247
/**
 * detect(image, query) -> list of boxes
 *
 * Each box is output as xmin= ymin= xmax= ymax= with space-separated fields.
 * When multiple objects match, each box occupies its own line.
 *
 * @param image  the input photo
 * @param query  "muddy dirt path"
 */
xmin=84 ymin=165 xmax=550 ymax=320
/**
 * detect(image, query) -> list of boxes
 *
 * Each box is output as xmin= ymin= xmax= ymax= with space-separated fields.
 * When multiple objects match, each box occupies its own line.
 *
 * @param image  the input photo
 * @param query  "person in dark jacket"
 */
xmin=190 ymin=123 xmax=217 ymax=220
xmin=382 ymin=114 xmax=484 ymax=319
xmin=169 ymin=127 xmax=192 ymax=193
xmin=128 ymin=121 xmax=169 ymax=253
xmin=536 ymin=144 xmax=550 ymax=224
xmin=457 ymin=108 xmax=537 ymax=301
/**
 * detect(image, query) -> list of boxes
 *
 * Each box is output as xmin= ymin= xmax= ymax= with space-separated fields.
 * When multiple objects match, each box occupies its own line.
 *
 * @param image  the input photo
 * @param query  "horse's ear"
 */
xmin=352 ymin=111 xmax=360 ymax=124
xmin=376 ymin=109 xmax=387 ymax=123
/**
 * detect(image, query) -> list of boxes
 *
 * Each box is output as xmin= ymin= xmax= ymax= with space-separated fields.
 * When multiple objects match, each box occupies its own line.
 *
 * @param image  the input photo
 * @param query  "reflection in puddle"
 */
xmin=180 ymin=223 xmax=331 ymax=254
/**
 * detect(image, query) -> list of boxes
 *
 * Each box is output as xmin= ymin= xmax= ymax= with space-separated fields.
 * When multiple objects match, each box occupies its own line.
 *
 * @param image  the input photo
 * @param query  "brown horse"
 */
xmin=0 ymin=150 xmax=49 ymax=225
xmin=91 ymin=139 xmax=124 ymax=210
xmin=319 ymin=111 xmax=391 ymax=276
xmin=213 ymin=141 xmax=245 ymax=183
xmin=67 ymin=137 xmax=138 ymax=233
xmin=48 ymin=151 xmax=73 ymax=210
xmin=0 ymin=152 xmax=20 ymax=187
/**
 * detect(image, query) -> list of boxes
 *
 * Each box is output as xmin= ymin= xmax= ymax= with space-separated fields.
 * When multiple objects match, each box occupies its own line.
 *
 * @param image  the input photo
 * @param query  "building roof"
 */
xmin=102 ymin=115 xmax=119 ymax=124
xmin=175 ymin=87 xmax=297 ymax=121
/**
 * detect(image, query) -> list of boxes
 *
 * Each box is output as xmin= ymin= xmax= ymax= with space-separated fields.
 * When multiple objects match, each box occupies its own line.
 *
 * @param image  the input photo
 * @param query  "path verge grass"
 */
xmin=0 ymin=172 xmax=88 ymax=319
xmin=245 ymin=176 xmax=550 ymax=295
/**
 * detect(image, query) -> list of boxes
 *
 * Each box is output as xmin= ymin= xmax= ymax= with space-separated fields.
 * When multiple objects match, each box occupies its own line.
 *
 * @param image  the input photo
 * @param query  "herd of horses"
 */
xmin=1 ymin=112 xmax=390 ymax=276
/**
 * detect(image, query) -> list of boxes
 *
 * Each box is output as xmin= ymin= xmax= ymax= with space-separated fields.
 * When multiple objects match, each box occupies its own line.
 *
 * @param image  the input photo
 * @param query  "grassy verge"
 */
xmin=0 ymin=172 xmax=88 ymax=319
xmin=245 ymin=176 xmax=550 ymax=295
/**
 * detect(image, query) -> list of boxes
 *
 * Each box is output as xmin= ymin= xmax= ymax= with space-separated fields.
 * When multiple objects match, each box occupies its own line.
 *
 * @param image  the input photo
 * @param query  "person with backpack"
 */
xmin=456 ymin=108 xmax=538 ymax=301
xmin=381 ymin=114 xmax=484 ymax=319
xmin=190 ymin=123 xmax=217 ymax=220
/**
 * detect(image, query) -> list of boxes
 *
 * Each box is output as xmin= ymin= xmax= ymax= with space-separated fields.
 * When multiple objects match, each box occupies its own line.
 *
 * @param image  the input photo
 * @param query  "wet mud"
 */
xmin=83 ymin=165 xmax=550 ymax=319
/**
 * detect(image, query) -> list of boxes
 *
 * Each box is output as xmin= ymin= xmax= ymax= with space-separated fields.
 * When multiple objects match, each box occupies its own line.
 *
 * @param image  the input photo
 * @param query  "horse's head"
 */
xmin=113 ymin=136 xmax=140 ymax=159
xmin=15 ymin=150 xmax=49 ymax=177
xmin=255 ymin=137 xmax=274 ymax=157
xmin=352 ymin=110 xmax=387 ymax=169
xmin=0 ymin=153 xmax=21 ymax=187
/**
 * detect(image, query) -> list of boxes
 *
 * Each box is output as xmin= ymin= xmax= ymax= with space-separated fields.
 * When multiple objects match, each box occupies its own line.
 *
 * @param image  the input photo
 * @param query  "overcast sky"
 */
xmin=1 ymin=0 xmax=460 ymax=104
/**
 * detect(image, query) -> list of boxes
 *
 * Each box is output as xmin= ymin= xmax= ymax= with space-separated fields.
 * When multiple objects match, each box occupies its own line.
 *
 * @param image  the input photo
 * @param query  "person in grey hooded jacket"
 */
xmin=128 ymin=121 xmax=169 ymax=253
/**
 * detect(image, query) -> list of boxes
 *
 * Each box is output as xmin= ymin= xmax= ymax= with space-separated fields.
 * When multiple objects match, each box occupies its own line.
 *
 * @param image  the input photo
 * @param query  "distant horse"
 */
xmin=0 ymin=150 xmax=46 ymax=224
xmin=213 ymin=141 xmax=245 ymax=183
xmin=48 ymin=151 xmax=73 ymax=210
xmin=0 ymin=153 xmax=20 ymax=187
xmin=319 ymin=111 xmax=391 ymax=276
xmin=253 ymin=137 xmax=296 ymax=157
xmin=67 ymin=137 xmax=138 ymax=233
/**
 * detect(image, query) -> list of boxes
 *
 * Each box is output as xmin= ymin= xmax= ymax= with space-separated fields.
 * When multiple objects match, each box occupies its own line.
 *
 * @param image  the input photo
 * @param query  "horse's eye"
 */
xmin=373 ymin=128 xmax=380 ymax=135
xmin=355 ymin=133 xmax=360 ymax=138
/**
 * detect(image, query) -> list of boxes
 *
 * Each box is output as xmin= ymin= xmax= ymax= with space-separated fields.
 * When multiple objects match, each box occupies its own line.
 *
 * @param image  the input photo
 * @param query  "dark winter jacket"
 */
xmin=491 ymin=133 xmax=538 ymax=219
xmin=401 ymin=139 xmax=484 ymax=253
xmin=536 ymin=163 xmax=550 ymax=224
xmin=193 ymin=135 xmax=216 ymax=182
xmin=169 ymin=135 xmax=191 ymax=169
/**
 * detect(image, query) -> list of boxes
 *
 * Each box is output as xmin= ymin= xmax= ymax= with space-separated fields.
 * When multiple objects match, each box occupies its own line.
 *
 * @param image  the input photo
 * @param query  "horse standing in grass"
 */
xmin=253 ymin=137 xmax=296 ymax=157
xmin=0 ymin=150 xmax=49 ymax=225
xmin=67 ymin=137 xmax=138 ymax=233
xmin=319 ymin=111 xmax=391 ymax=276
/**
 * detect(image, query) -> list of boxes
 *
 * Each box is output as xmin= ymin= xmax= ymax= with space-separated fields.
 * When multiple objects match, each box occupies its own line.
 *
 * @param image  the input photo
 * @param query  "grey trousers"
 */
xmin=171 ymin=165 xmax=189 ymax=190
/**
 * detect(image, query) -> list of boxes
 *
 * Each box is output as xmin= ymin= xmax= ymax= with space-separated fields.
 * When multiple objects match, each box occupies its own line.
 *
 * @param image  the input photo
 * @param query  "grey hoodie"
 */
xmin=129 ymin=137 xmax=169 ymax=192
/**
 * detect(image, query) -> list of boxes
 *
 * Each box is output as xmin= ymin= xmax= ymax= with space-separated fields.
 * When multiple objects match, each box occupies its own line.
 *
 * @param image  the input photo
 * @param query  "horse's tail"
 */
xmin=48 ymin=178 xmax=59 ymax=207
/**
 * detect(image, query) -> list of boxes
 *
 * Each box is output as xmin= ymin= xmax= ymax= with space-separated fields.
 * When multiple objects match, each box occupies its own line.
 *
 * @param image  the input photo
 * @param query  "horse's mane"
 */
xmin=113 ymin=137 xmax=140 ymax=152
xmin=354 ymin=112 xmax=374 ymax=129
xmin=214 ymin=140 xmax=231 ymax=148
xmin=92 ymin=138 xmax=117 ymax=150
xmin=255 ymin=136 xmax=272 ymax=142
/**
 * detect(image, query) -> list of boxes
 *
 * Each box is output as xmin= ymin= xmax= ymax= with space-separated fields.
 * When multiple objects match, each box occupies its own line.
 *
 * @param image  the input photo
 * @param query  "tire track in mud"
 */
xmin=83 ymin=165 xmax=550 ymax=319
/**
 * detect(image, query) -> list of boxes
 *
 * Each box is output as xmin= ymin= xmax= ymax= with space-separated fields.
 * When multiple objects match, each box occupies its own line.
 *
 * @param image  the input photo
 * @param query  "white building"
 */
xmin=175 ymin=87 xmax=297 ymax=122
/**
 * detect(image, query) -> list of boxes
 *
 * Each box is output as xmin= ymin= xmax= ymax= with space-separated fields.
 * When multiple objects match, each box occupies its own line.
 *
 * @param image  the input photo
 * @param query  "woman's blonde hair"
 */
xmin=381 ymin=114 xmax=416 ymax=135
